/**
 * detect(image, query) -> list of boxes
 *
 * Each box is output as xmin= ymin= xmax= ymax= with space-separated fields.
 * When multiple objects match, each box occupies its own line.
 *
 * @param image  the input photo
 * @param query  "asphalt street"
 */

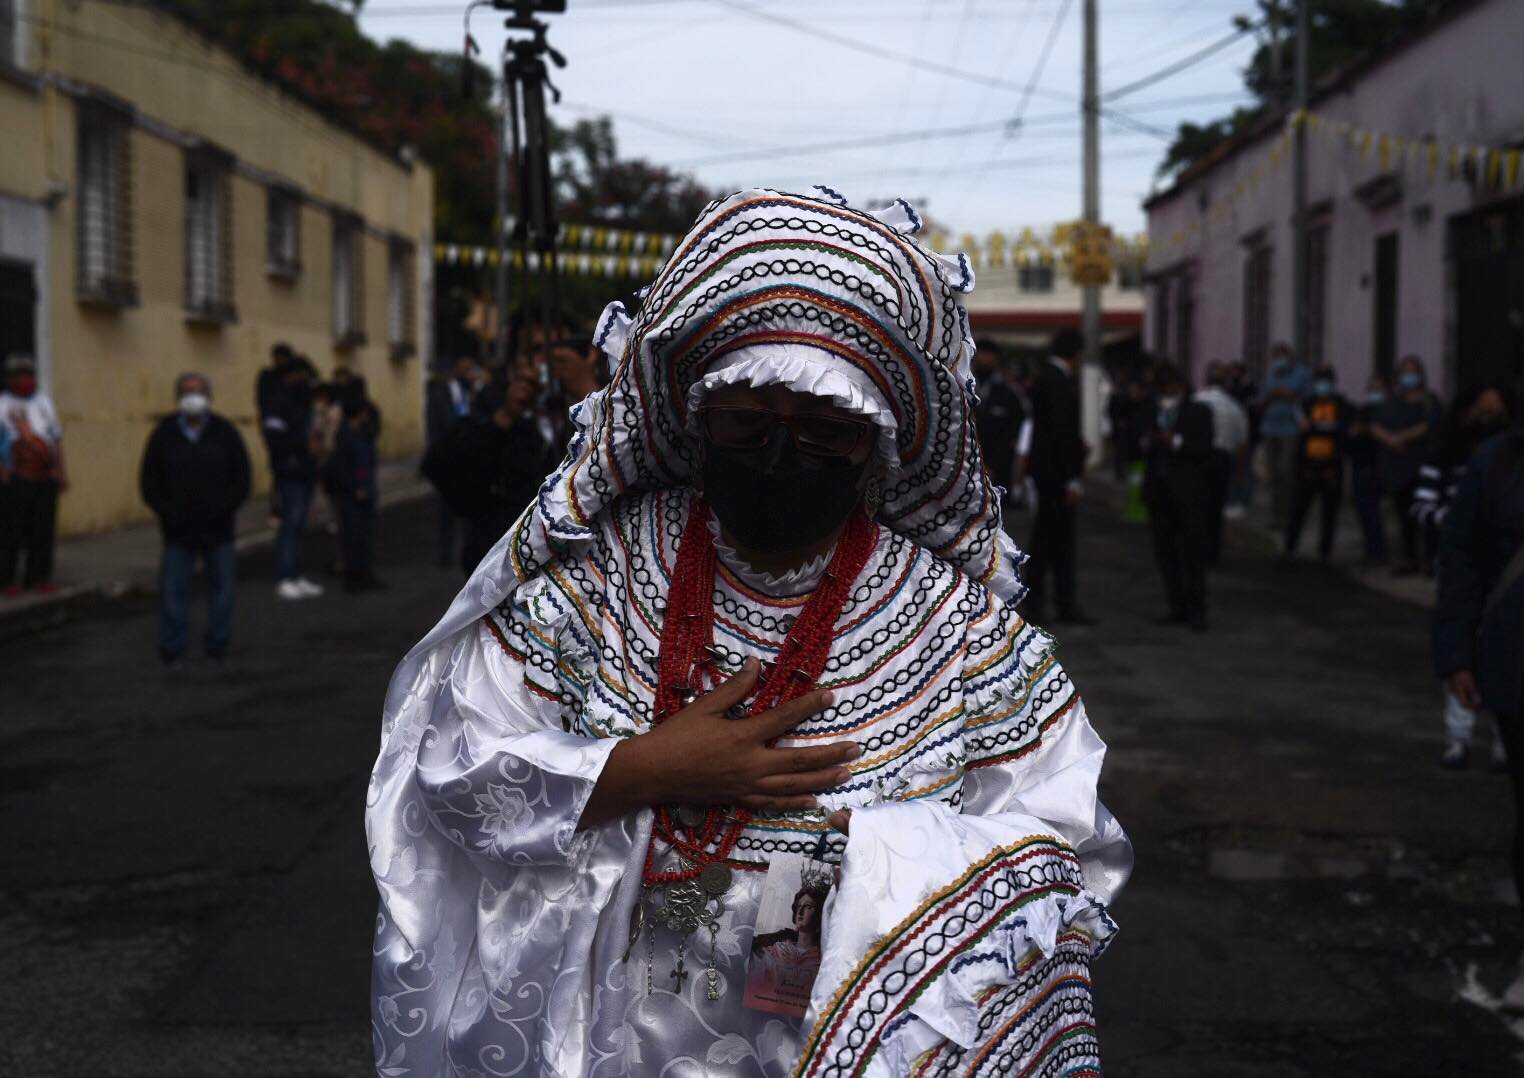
xmin=1 ymin=499 xmax=1520 ymax=1076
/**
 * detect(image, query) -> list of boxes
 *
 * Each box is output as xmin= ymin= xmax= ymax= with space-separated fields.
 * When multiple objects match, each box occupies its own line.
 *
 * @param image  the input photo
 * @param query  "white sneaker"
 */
xmin=295 ymin=577 xmax=325 ymax=597
xmin=276 ymin=579 xmax=307 ymax=601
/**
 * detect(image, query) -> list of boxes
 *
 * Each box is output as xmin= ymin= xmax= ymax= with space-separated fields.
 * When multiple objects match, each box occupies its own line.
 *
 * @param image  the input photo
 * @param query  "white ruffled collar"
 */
xmin=706 ymin=514 xmax=830 ymax=598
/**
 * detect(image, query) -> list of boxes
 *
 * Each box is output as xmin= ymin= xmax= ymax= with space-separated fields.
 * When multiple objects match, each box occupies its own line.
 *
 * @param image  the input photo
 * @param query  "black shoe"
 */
xmin=1187 ymin=613 xmax=1208 ymax=633
xmin=1154 ymin=611 xmax=1187 ymax=626
xmin=204 ymin=648 xmax=227 ymax=662
xmin=1055 ymin=610 xmax=1098 ymax=627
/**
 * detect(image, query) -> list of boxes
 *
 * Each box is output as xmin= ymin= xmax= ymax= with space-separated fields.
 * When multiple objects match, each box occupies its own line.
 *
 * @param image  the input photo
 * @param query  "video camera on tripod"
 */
xmin=464 ymin=0 xmax=570 ymax=373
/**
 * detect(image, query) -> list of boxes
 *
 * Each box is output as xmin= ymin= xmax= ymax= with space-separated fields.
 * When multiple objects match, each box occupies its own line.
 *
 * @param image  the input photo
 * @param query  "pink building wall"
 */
xmin=1144 ymin=0 xmax=1524 ymax=394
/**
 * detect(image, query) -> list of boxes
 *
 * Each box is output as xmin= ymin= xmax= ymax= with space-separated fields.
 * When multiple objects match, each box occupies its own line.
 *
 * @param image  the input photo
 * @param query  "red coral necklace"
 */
xmin=630 ymin=495 xmax=877 ymax=999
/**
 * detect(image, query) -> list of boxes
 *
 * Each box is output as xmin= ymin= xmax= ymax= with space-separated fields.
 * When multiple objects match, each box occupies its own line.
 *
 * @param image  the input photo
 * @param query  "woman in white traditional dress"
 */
xmin=366 ymin=188 xmax=1131 ymax=1078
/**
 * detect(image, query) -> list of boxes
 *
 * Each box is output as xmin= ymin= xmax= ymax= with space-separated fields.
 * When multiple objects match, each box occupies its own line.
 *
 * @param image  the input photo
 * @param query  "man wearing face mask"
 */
xmin=1373 ymin=355 xmax=1442 ymax=575
xmin=1283 ymin=366 xmax=1352 ymax=562
xmin=1434 ymin=397 xmax=1524 ymax=1009
xmin=139 ymin=373 xmax=252 ymax=665
xmin=0 ymin=354 xmax=67 ymax=597
xmin=1416 ymin=383 xmax=1514 ymax=770
xmin=1255 ymin=342 xmax=1310 ymax=526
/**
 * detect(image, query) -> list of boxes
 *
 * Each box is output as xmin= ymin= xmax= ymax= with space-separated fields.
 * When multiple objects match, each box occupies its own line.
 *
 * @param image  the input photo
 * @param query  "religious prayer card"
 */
xmin=743 ymin=853 xmax=831 ymax=1018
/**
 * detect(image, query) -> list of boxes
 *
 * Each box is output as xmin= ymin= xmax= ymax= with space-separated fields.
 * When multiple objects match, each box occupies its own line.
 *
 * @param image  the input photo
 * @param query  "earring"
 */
xmin=863 ymin=476 xmax=882 ymax=518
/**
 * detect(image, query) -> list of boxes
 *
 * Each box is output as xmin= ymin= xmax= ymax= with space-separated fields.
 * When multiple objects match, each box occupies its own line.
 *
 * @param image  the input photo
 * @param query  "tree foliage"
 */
xmin=552 ymin=117 xmax=718 ymax=234
xmin=1157 ymin=0 xmax=1453 ymax=183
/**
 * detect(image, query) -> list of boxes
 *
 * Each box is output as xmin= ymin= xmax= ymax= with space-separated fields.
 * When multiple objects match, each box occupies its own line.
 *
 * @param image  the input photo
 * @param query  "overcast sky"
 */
xmin=357 ymin=0 xmax=1264 ymax=239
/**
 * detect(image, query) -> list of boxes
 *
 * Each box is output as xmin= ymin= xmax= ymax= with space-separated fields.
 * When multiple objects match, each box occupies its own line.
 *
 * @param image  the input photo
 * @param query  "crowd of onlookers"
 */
xmin=0 ymin=318 xmax=606 ymax=670
xmin=973 ymin=330 xmax=1524 ymax=1002
xmin=421 ymin=317 xmax=604 ymax=576
xmin=970 ymin=335 xmax=1521 ymax=768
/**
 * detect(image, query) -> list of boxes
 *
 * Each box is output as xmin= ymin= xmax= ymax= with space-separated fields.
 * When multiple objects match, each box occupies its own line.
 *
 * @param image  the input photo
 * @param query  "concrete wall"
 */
xmin=0 ymin=0 xmax=434 ymax=536
xmin=1144 ymin=0 xmax=1524 ymax=394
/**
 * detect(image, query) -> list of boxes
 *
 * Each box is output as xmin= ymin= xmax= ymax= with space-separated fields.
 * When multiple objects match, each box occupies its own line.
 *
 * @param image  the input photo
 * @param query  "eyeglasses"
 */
xmin=698 ymin=405 xmax=872 ymax=459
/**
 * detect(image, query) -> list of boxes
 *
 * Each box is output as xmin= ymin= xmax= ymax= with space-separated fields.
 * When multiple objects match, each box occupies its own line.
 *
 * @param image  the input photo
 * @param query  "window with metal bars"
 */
xmin=266 ymin=186 xmax=302 ymax=280
xmin=387 ymin=238 xmax=416 ymax=360
xmin=184 ymin=148 xmax=235 ymax=322
xmin=76 ymin=102 xmax=136 ymax=307
xmin=333 ymin=214 xmax=366 ymax=348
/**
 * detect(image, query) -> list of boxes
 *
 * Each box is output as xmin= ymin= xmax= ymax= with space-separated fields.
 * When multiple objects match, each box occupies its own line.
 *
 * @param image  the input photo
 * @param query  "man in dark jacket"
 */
xmin=260 ymin=355 xmax=322 ymax=600
xmin=425 ymin=357 xmax=482 ymax=568
xmin=1022 ymin=327 xmax=1093 ymax=625
xmin=1435 ymin=423 xmax=1524 ymax=1008
xmin=971 ymin=338 xmax=1026 ymax=531
xmin=423 ymin=362 xmax=553 ymax=577
xmin=326 ymin=391 xmax=383 ymax=593
xmin=1141 ymin=363 xmax=1215 ymax=630
xmin=139 ymin=373 xmax=251 ymax=664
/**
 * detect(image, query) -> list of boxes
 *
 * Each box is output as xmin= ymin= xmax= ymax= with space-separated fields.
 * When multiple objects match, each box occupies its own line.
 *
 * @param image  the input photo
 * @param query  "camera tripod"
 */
xmin=467 ymin=1 xmax=568 ymax=372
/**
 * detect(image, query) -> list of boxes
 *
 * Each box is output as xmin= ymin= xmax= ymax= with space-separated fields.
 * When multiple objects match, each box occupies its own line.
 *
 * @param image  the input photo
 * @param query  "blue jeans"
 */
xmin=274 ymin=478 xmax=314 ymax=581
xmin=160 ymin=541 xmax=236 ymax=660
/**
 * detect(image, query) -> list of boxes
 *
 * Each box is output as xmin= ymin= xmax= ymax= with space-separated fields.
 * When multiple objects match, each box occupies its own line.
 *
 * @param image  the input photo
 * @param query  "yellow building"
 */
xmin=0 ymin=0 xmax=433 ymax=536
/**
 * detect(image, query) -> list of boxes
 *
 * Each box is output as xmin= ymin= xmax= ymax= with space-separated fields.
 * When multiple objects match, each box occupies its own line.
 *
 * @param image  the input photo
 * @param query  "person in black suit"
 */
xmin=423 ymin=357 xmax=554 ymax=577
xmin=971 ymin=338 xmax=1027 ymax=531
xmin=1141 ymin=363 xmax=1216 ymax=631
xmin=424 ymin=356 xmax=483 ymax=567
xmin=1022 ymin=327 xmax=1094 ymax=625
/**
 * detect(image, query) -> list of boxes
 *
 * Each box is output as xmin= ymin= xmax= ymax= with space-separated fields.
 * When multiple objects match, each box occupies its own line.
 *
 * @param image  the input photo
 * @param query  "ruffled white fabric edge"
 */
xmin=803 ymin=800 xmax=1124 ymax=1076
xmin=684 ymin=343 xmax=901 ymax=470
xmin=869 ymin=890 xmax=1117 ymax=1075
xmin=705 ymin=513 xmax=831 ymax=595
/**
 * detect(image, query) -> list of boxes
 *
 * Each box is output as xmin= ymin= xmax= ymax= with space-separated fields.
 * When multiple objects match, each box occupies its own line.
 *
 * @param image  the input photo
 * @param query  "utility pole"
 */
xmin=1080 ymin=0 xmax=1102 ymax=442
xmin=1267 ymin=0 xmax=1285 ymax=106
xmin=1292 ymin=0 xmax=1309 ymax=366
xmin=494 ymin=74 xmax=512 ymax=370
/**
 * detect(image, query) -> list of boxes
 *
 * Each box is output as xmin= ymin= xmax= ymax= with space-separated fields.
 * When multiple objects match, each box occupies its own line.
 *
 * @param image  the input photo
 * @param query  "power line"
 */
xmin=945 ymin=0 xmax=1073 ymax=222
xmin=669 ymin=111 xmax=1092 ymax=169
xmin=705 ymin=0 xmax=1077 ymax=104
xmin=1097 ymin=107 xmax=1173 ymax=141
xmin=868 ymin=0 xmax=940 ymax=185
xmin=909 ymin=0 xmax=1041 ymax=196
xmin=1102 ymin=19 xmax=1260 ymax=101
xmin=762 ymin=145 xmax=1163 ymax=188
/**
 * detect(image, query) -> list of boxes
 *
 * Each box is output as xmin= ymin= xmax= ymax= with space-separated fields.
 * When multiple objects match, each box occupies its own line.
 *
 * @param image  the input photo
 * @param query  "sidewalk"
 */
xmin=1087 ymin=467 xmax=1438 ymax=610
xmin=0 ymin=456 xmax=431 ymax=637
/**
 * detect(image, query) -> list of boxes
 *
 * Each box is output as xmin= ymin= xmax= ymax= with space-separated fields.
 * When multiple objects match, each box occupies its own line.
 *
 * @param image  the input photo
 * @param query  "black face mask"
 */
xmin=702 ymin=437 xmax=868 ymax=553
xmin=1469 ymin=416 xmax=1510 ymax=447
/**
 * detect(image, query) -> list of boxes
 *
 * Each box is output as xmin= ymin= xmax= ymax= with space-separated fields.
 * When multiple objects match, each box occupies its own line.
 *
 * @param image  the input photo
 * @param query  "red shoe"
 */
xmin=31 ymin=581 xmax=58 ymax=595
xmin=0 ymin=585 xmax=20 ymax=598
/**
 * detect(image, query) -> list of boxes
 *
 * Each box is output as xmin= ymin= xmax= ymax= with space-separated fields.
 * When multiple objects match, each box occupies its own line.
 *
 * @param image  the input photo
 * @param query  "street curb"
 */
xmin=0 ymin=480 xmax=434 ymax=643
